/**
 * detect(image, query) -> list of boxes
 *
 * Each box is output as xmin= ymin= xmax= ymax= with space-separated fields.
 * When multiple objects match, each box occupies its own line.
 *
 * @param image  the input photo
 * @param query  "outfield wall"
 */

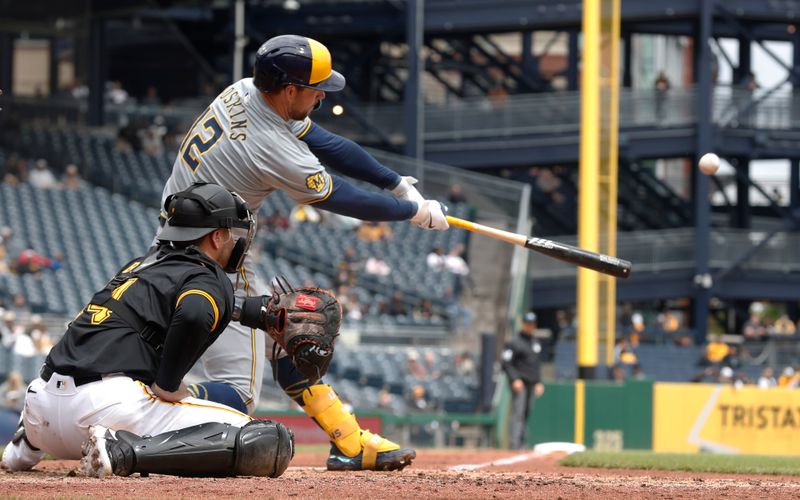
xmin=527 ymin=381 xmax=800 ymax=456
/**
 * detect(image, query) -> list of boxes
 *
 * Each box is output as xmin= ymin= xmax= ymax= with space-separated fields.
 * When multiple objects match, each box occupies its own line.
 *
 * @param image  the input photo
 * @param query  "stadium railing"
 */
xmin=6 ymin=85 xmax=799 ymax=144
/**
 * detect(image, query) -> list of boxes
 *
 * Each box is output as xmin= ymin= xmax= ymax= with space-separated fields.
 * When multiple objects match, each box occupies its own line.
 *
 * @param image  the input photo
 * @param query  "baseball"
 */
xmin=698 ymin=153 xmax=720 ymax=175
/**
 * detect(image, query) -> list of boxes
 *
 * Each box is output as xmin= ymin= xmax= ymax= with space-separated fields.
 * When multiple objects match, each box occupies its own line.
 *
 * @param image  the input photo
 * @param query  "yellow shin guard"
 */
xmin=302 ymin=384 xmax=400 ymax=467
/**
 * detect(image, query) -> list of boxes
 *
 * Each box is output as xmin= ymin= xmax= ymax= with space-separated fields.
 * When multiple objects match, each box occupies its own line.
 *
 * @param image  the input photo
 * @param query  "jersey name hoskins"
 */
xmin=220 ymin=86 xmax=248 ymax=141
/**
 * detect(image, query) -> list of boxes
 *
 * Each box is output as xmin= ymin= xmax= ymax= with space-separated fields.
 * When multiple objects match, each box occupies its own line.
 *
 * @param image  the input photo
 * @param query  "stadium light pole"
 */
xmin=232 ymin=0 xmax=246 ymax=82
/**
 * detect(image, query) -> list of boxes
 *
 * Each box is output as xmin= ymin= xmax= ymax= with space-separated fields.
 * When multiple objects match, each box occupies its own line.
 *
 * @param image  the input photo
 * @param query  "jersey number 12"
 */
xmin=181 ymin=115 xmax=224 ymax=172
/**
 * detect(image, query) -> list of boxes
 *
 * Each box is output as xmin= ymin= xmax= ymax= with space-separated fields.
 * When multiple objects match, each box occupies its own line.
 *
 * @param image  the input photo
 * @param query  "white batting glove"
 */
xmin=391 ymin=176 xmax=425 ymax=205
xmin=410 ymin=200 xmax=449 ymax=230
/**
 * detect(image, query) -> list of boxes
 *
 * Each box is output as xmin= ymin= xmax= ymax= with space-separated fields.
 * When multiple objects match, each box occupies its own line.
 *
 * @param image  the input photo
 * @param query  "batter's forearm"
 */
xmin=314 ymin=174 xmax=416 ymax=221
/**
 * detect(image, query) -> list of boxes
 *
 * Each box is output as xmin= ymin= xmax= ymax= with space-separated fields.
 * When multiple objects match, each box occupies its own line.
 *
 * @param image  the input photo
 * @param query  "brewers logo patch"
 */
xmin=306 ymin=173 xmax=326 ymax=193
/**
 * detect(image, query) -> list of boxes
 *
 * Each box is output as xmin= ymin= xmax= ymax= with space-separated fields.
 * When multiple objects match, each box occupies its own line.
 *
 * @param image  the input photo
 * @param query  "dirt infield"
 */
xmin=2 ymin=450 xmax=800 ymax=499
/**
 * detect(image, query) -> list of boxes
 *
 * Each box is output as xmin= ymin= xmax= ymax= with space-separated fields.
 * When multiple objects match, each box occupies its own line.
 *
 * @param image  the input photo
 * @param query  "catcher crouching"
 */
xmin=234 ymin=278 xmax=416 ymax=471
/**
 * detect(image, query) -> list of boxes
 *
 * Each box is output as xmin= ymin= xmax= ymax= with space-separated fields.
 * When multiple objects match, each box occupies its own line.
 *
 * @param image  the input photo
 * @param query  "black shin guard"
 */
xmin=109 ymin=420 xmax=294 ymax=478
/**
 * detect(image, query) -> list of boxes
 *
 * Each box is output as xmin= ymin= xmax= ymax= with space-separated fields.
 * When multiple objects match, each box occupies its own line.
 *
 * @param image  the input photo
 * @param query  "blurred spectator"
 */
xmin=757 ymin=367 xmax=777 ymax=388
xmin=443 ymin=286 xmax=473 ymax=335
xmin=139 ymin=115 xmax=168 ymax=156
xmin=337 ymin=285 xmax=364 ymax=322
xmin=554 ymin=309 xmax=575 ymax=342
xmin=409 ymin=385 xmax=429 ymax=412
xmin=656 ymin=308 xmax=682 ymax=345
xmin=364 ymin=255 xmax=391 ymax=276
xmin=447 ymin=184 xmax=467 ymax=204
xmin=613 ymin=338 xmax=639 ymax=368
xmin=741 ymin=71 xmax=759 ymax=92
xmin=141 ymin=85 xmax=162 ymax=106
xmin=771 ymin=314 xmax=796 ymax=336
xmin=4 ymin=155 xmax=28 ymax=183
xmin=333 ymin=262 xmax=355 ymax=288
xmin=407 ymin=351 xmax=426 ymax=380
xmin=59 ymin=78 xmax=89 ymax=100
xmin=388 ymin=291 xmax=408 ymax=317
xmin=377 ymin=388 xmax=393 ymax=410
xmin=265 ymin=210 xmax=290 ymax=231
xmin=654 ymin=71 xmax=671 ymax=122
xmin=422 ymin=351 xmax=442 ymax=380
xmin=699 ymin=336 xmax=729 ymax=366
xmin=11 ymin=328 xmax=36 ymax=357
xmin=344 ymin=291 xmax=364 ymax=321
xmin=534 ymin=169 xmax=561 ymax=195
xmin=14 ymin=248 xmax=57 ymax=275
xmin=28 ymin=314 xmax=53 ymax=354
xmin=721 ymin=345 xmax=742 ymax=370
xmin=444 ymin=244 xmax=469 ymax=276
xmin=630 ymin=311 xmax=645 ymax=346
xmin=426 ymin=247 xmax=445 ymax=272
xmin=356 ymin=221 xmax=392 ymax=242
xmin=1 ymin=227 xmax=23 ymax=263
xmin=342 ymin=245 xmax=360 ymax=269
xmin=452 ymin=351 xmax=477 ymax=378
xmin=413 ymin=298 xmax=439 ymax=322
xmin=61 ymin=164 xmax=86 ymax=190
xmin=28 ymin=159 xmax=58 ymax=189
xmin=618 ymin=303 xmax=633 ymax=339
xmin=632 ymin=365 xmax=647 ymax=381
xmin=117 ymin=121 xmax=141 ymax=152
xmin=1 ymin=371 xmax=25 ymax=412
xmin=611 ymin=364 xmax=626 ymax=383
xmin=742 ymin=308 xmax=768 ymax=341
xmin=10 ymin=293 xmax=27 ymax=313
xmin=290 ymin=204 xmax=321 ymax=225
xmin=106 ymin=80 xmax=130 ymax=105
xmin=718 ymin=366 xmax=735 ymax=384
xmin=0 ymin=311 xmax=23 ymax=345
xmin=778 ymin=367 xmax=800 ymax=388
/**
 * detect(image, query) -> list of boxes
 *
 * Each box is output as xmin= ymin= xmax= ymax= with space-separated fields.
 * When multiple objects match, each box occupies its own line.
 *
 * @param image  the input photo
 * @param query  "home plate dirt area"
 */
xmin=2 ymin=449 xmax=799 ymax=499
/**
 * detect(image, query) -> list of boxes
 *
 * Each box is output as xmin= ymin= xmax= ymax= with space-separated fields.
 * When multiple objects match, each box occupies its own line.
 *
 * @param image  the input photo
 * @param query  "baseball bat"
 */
xmin=445 ymin=215 xmax=632 ymax=279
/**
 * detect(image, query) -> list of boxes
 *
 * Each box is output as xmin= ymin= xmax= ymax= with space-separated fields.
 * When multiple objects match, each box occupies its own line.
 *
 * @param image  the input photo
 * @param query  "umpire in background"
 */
xmin=502 ymin=312 xmax=545 ymax=450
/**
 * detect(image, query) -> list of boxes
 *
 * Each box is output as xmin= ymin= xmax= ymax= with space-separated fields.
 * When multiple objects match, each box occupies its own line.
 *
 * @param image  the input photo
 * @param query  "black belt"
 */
xmin=40 ymin=364 xmax=103 ymax=387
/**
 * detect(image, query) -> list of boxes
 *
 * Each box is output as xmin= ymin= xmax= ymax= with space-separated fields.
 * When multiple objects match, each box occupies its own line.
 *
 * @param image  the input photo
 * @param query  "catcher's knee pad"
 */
xmin=108 ymin=421 xmax=294 ymax=478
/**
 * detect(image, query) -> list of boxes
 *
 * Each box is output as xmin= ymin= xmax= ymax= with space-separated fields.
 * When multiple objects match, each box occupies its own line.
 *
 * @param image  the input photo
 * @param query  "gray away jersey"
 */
xmin=160 ymin=77 xmax=332 ymax=212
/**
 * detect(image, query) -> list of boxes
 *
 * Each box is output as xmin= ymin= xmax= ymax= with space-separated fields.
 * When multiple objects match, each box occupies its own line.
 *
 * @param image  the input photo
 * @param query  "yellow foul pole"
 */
xmin=578 ymin=0 xmax=620 ymax=378
xmin=600 ymin=0 xmax=621 ymax=367
xmin=578 ymin=0 xmax=600 ymax=379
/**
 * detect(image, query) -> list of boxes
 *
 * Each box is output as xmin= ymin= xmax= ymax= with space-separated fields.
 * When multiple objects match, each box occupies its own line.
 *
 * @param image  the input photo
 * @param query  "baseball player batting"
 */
xmin=1 ymin=183 xmax=294 ymax=478
xmin=158 ymin=34 xmax=446 ymax=471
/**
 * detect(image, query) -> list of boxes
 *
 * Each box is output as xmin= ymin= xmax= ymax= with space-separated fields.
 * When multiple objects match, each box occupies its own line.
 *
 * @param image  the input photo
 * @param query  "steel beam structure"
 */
xmin=692 ymin=0 xmax=714 ymax=346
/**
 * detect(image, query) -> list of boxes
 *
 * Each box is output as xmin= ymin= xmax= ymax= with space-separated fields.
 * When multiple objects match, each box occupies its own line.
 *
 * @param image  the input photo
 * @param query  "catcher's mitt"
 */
xmin=264 ymin=277 xmax=342 ymax=382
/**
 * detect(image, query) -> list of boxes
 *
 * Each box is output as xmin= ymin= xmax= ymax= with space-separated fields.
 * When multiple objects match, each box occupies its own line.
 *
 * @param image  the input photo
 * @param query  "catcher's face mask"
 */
xmin=224 ymin=191 xmax=255 ymax=273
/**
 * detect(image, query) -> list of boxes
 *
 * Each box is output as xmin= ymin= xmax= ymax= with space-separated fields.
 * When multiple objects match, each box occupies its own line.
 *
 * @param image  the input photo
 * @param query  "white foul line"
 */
xmin=449 ymin=451 xmax=541 ymax=472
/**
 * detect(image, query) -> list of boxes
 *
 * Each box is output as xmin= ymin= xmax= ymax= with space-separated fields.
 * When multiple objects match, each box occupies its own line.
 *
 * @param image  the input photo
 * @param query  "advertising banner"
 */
xmin=654 ymin=383 xmax=800 ymax=455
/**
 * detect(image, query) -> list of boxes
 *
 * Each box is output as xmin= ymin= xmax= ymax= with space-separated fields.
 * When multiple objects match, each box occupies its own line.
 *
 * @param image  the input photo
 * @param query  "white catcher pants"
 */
xmin=16 ymin=372 xmax=251 ymax=461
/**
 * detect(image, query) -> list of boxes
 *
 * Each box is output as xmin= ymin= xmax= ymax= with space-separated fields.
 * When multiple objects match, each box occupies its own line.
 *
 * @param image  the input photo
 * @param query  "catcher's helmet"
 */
xmin=158 ymin=182 xmax=255 ymax=272
xmin=253 ymin=34 xmax=345 ymax=93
